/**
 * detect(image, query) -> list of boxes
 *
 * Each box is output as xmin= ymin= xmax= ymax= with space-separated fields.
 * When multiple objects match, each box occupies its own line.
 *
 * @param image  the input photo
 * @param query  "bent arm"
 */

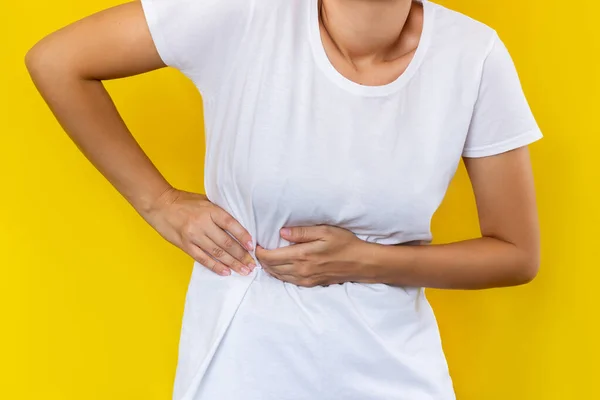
xmin=357 ymin=147 xmax=541 ymax=289
xmin=25 ymin=1 xmax=173 ymax=216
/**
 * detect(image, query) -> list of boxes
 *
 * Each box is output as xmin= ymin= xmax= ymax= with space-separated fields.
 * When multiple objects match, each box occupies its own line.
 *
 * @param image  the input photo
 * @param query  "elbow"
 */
xmin=514 ymin=250 xmax=541 ymax=285
xmin=25 ymin=42 xmax=57 ymax=80
xmin=24 ymin=37 xmax=48 ymax=74
xmin=24 ymin=38 xmax=72 ymax=82
xmin=24 ymin=45 xmax=39 ymax=75
xmin=25 ymin=43 xmax=50 ymax=81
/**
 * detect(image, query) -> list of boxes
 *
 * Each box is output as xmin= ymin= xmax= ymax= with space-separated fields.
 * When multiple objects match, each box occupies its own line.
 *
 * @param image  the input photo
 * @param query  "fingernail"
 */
xmin=247 ymin=263 xmax=256 ymax=271
xmin=220 ymin=269 xmax=231 ymax=276
xmin=240 ymin=266 xmax=251 ymax=275
xmin=281 ymin=228 xmax=291 ymax=236
xmin=246 ymin=241 xmax=254 ymax=251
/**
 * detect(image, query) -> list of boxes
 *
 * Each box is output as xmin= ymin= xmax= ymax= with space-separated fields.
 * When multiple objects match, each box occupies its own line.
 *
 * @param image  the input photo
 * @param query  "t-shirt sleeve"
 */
xmin=462 ymin=31 xmax=543 ymax=158
xmin=139 ymin=0 xmax=254 ymax=97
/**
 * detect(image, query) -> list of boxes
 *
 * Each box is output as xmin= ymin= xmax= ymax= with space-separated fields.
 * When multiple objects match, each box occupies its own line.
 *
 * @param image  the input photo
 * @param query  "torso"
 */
xmin=171 ymin=1 xmax=499 ymax=399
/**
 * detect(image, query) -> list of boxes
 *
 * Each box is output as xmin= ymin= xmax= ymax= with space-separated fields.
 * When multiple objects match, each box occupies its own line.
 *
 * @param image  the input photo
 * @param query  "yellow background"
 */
xmin=1 ymin=0 xmax=598 ymax=398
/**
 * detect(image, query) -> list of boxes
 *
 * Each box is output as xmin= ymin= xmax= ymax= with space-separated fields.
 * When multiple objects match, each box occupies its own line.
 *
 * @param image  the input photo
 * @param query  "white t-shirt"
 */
xmin=140 ymin=0 xmax=543 ymax=399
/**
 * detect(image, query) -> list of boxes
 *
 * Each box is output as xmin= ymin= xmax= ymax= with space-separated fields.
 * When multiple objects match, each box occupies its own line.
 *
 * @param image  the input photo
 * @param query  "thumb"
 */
xmin=280 ymin=226 xmax=324 ymax=243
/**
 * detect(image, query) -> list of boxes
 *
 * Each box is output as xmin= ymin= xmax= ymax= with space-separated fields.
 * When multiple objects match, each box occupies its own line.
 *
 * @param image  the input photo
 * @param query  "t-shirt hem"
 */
xmin=462 ymin=128 xmax=543 ymax=158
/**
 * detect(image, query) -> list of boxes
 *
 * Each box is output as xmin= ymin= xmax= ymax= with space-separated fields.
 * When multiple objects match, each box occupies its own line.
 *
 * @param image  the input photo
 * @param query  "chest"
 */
xmin=205 ymin=87 xmax=468 ymax=243
xmin=201 ymin=16 xmax=476 ymax=242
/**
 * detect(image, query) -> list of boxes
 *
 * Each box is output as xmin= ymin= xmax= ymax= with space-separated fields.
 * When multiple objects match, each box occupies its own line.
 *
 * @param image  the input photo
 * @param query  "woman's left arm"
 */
xmin=256 ymin=145 xmax=541 ymax=289
xmin=357 ymin=146 xmax=541 ymax=290
xmin=257 ymin=30 xmax=542 ymax=289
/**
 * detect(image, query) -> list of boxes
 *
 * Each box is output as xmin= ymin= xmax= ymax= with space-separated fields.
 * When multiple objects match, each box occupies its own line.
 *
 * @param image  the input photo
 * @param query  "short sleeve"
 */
xmin=139 ymin=0 xmax=255 ymax=97
xmin=462 ymin=32 xmax=543 ymax=158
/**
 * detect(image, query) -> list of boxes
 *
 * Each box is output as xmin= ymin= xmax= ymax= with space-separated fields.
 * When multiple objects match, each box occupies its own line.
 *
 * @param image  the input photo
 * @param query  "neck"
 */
xmin=320 ymin=0 xmax=415 ymax=62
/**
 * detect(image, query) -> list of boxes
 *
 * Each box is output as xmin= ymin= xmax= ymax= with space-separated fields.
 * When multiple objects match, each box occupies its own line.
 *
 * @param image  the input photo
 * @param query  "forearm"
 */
xmin=26 ymin=53 xmax=172 ymax=216
xmin=356 ymin=236 xmax=540 ymax=289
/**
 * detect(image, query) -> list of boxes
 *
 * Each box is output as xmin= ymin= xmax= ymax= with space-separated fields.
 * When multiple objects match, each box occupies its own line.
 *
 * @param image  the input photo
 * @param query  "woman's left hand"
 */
xmin=255 ymin=225 xmax=369 ymax=287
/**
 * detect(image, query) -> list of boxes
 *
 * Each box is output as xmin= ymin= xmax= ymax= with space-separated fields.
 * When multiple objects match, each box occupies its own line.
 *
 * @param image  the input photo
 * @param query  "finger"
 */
xmin=263 ymin=262 xmax=295 ymax=276
xmin=262 ymin=265 xmax=294 ymax=282
xmin=186 ymin=242 xmax=231 ymax=276
xmin=211 ymin=209 xmax=254 ymax=251
xmin=205 ymin=224 xmax=256 ymax=268
xmin=261 ymin=261 xmax=305 ymax=281
xmin=193 ymin=235 xmax=252 ymax=276
xmin=263 ymin=267 xmax=317 ymax=288
xmin=256 ymin=243 xmax=313 ymax=266
xmin=280 ymin=225 xmax=328 ymax=243
xmin=254 ymin=245 xmax=269 ymax=265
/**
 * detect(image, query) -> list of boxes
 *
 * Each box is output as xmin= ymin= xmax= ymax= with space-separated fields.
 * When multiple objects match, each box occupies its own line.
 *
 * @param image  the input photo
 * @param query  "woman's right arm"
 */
xmin=24 ymin=1 xmax=256 ymax=276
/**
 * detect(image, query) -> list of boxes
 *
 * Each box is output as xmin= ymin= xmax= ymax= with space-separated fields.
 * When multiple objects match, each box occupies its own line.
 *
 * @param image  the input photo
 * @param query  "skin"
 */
xmin=25 ymin=0 xmax=540 ymax=289
xmin=319 ymin=0 xmax=423 ymax=86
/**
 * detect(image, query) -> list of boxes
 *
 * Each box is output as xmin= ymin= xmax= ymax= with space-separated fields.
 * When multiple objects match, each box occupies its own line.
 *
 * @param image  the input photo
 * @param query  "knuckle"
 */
xmin=211 ymin=246 xmax=225 ymax=258
xmin=192 ymin=249 xmax=209 ymax=266
xmin=221 ymin=235 xmax=235 ymax=249
xmin=298 ymin=278 xmax=314 ymax=287
xmin=309 ymin=278 xmax=321 ymax=287
xmin=182 ymin=222 xmax=196 ymax=238
xmin=297 ymin=249 xmax=309 ymax=260
xmin=298 ymin=265 xmax=311 ymax=278
xmin=189 ymin=213 xmax=206 ymax=228
xmin=206 ymin=262 xmax=218 ymax=272
xmin=231 ymin=260 xmax=244 ymax=271
xmin=204 ymin=258 xmax=221 ymax=273
xmin=221 ymin=213 xmax=235 ymax=227
xmin=297 ymin=227 xmax=307 ymax=239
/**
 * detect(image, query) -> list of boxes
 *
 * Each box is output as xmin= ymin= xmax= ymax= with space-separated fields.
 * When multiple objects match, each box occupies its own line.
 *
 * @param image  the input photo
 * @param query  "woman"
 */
xmin=25 ymin=0 xmax=542 ymax=398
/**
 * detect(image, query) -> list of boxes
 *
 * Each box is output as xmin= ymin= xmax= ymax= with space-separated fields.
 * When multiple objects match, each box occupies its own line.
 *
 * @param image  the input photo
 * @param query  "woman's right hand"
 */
xmin=23 ymin=3 xmax=255 ymax=277
xmin=141 ymin=186 xmax=256 ymax=276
